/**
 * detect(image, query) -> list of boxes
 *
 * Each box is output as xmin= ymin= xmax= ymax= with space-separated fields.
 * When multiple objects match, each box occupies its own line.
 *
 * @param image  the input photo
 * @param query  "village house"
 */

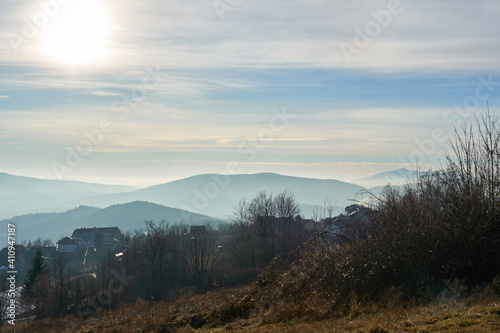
xmin=56 ymin=237 xmax=77 ymax=253
xmin=71 ymin=226 xmax=122 ymax=249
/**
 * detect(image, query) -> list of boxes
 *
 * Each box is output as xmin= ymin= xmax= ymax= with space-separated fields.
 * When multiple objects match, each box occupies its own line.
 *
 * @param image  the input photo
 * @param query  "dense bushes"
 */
xmin=255 ymin=112 xmax=500 ymax=317
xmin=372 ymin=113 xmax=500 ymax=289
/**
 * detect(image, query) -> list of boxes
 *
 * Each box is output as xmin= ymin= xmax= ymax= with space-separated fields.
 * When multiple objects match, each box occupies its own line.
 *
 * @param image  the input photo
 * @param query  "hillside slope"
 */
xmin=82 ymin=173 xmax=365 ymax=218
xmin=0 ymin=201 xmax=219 ymax=247
xmin=0 ymin=172 xmax=137 ymax=219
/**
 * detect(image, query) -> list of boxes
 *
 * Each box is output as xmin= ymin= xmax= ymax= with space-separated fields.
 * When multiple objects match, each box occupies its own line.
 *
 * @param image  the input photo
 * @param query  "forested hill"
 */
xmin=0 ymin=201 xmax=219 ymax=246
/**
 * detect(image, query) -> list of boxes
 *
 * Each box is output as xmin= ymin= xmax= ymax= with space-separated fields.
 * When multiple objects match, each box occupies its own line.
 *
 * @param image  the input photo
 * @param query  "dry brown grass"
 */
xmin=3 ymin=285 xmax=500 ymax=333
xmin=244 ymin=299 xmax=500 ymax=332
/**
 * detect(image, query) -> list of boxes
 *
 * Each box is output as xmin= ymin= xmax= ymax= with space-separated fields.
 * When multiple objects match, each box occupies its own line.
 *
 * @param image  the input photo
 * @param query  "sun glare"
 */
xmin=41 ymin=0 xmax=110 ymax=65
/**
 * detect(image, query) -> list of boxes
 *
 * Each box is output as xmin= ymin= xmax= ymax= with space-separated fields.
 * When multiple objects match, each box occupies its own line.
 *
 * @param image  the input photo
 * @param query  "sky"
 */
xmin=1 ymin=0 xmax=500 ymax=187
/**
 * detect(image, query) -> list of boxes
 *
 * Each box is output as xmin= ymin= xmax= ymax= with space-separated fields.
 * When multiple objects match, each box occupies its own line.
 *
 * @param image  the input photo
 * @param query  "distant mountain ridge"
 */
xmin=0 ymin=173 xmax=137 ymax=220
xmin=0 ymin=170 xmax=413 ymax=221
xmin=0 ymin=201 xmax=219 ymax=247
xmin=0 ymin=173 xmax=136 ymax=196
xmin=0 ymin=170 xmax=419 ymax=246
xmin=79 ymin=173 xmax=365 ymax=218
xmin=354 ymin=168 xmax=427 ymax=188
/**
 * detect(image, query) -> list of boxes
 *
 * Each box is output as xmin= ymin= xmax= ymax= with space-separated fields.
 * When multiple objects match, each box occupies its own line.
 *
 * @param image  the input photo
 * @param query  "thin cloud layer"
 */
xmin=0 ymin=0 xmax=499 ymax=184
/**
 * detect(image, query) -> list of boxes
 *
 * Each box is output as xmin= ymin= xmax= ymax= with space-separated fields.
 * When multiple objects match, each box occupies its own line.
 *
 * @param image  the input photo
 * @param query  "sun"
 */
xmin=41 ymin=0 xmax=110 ymax=65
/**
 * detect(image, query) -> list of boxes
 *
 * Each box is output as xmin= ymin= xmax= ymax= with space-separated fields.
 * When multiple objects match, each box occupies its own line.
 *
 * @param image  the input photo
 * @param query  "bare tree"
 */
xmin=185 ymin=225 xmax=221 ymax=289
xmin=228 ymin=190 xmax=303 ymax=270
xmin=136 ymin=220 xmax=169 ymax=299
xmin=275 ymin=189 xmax=300 ymax=218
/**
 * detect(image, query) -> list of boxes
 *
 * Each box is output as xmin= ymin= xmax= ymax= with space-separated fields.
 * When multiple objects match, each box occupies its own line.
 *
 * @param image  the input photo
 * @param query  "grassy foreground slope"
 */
xmin=5 ymin=284 xmax=500 ymax=332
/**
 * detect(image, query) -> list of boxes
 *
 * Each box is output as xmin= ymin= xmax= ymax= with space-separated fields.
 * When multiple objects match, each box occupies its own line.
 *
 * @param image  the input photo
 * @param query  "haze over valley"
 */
xmin=0 ymin=169 xmax=415 ymax=246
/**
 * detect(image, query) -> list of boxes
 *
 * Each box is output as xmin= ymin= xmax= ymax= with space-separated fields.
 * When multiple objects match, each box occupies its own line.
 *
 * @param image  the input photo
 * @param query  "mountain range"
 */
xmin=0 ymin=172 xmax=376 ymax=220
xmin=0 ymin=169 xmax=417 ymax=245
xmin=0 ymin=172 xmax=136 ymax=220
xmin=0 ymin=201 xmax=219 ymax=248
xmin=77 ymin=173 xmax=366 ymax=219
xmin=354 ymin=168 xmax=423 ymax=188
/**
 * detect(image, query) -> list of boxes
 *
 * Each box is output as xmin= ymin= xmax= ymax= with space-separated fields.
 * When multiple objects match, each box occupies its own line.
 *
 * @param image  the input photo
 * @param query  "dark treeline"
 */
xmin=2 ymin=189 xmax=320 ymax=321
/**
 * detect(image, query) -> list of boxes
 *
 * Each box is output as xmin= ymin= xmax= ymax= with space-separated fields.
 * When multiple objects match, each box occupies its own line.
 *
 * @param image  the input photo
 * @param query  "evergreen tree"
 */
xmin=22 ymin=249 xmax=51 ymax=319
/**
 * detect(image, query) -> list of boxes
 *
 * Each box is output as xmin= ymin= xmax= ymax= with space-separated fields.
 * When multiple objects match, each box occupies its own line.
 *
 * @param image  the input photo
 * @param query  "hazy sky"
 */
xmin=1 ymin=0 xmax=499 ymax=186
